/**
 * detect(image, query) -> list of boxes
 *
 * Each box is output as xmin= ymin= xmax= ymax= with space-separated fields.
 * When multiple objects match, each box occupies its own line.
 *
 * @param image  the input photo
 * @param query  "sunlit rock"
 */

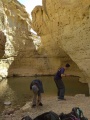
xmin=0 ymin=1 xmax=6 ymax=58
xmin=31 ymin=0 xmax=90 ymax=85
xmin=0 ymin=0 xmax=32 ymax=78
xmin=0 ymin=0 xmax=90 ymax=95
xmin=21 ymin=102 xmax=31 ymax=111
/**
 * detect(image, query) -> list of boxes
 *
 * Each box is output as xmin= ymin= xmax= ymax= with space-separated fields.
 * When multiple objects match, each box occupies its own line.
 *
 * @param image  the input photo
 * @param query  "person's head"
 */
xmin=32 ymin=85 xmax=39 ymax=93
xmin=65 ymin=63 xmax=70 ymax=68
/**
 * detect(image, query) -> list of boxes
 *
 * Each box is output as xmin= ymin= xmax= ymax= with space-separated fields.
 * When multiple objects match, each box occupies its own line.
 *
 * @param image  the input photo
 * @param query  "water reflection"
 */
xmin=0 ymin=79 xmax=16 ymax=114
xmin=0 ymin=79 xmax=15 ymax=101
xmin=0 ymin=76 xmax=89 ymax=113
xmin=0 ymin=79 xmax=8 ymax=96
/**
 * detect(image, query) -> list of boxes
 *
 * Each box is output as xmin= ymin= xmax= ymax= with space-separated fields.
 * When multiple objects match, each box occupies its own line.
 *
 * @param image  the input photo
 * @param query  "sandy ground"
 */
xmin=1 ymin=94 xmax=90 ymax=120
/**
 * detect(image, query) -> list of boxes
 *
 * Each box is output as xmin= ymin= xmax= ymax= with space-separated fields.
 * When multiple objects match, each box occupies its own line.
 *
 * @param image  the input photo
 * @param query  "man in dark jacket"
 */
xmin=54 ymin=63 xmax=70 ymax=100
xmin=30 ymin=79 xmax=44 ymax=108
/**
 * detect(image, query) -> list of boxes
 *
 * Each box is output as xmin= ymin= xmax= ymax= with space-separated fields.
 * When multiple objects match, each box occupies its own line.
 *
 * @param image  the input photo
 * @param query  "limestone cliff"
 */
xmin=0 ymin=0 xmax=90 ymax=92
xmin=0 ymin=1 xmax=6 ymax=58
xmin=31 ymin=0 xmax=90 ymax=87
xmin=0 ymin=0 xmax=60 ymax=78
xmin=0 ymin=0 xmax=32 ymax=78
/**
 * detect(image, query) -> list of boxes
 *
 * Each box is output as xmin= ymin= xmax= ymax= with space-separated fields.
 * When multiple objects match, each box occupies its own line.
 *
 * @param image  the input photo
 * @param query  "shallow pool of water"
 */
xmin=0 ymin=76 xmax=89 ymax=114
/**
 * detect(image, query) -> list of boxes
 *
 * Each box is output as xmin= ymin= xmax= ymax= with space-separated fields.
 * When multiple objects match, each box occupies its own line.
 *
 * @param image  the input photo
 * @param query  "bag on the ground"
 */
xmin=59 ymin=112 xmax=79 ymax=120
xmin=33 ymin=111 xmax=60 ymax=120
xmin=72 ymin=107 xmax=88 ymax=120
xmin=21 ymin=115 xmax=32 ymax=120
xmin=59 ymin=107 xmax=88 ymax=120
xmin=21 ymin=107 xmax=88 ymax=120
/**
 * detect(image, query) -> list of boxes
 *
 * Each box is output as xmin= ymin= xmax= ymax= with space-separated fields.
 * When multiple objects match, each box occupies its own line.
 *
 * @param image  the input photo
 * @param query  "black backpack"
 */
xmin=33 ymin=111 xmax=60 ymax=120
xmin=59 ymin=112 xmax=79 ymax=120
xmin=72 ymin=107 xmax=88 ymax=120
xmin=59 ymin=107 xmax=88 ymax=120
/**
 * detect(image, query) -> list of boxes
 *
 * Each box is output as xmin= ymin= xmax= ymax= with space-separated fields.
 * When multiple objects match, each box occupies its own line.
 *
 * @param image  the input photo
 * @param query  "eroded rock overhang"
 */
xmin=31 ymin=0 xmax=90 ymax=93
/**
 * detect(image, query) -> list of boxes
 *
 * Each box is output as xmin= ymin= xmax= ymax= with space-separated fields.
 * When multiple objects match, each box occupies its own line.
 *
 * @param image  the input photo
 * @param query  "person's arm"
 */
xmin=60 ymin=68 xmax=70 ymax=77
xmin=61 ymin=74 xmax=70 ymax=77
xmin=61 ymin=74 xmax=66 ymax=77
xmin=60 ymin=68 xmax=66 ymax=77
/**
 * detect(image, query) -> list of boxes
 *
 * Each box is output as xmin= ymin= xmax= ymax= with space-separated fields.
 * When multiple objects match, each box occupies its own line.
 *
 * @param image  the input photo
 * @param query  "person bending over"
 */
xmin=30 ymin=79 xmax=44 ymax=108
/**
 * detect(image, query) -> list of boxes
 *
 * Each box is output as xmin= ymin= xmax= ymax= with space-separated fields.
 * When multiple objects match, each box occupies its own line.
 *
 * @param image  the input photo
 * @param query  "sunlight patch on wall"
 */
xmin=30 ymin=28 xmax=37 ymax=35
xmin=30 ymin=32 xmax=41 ymax=50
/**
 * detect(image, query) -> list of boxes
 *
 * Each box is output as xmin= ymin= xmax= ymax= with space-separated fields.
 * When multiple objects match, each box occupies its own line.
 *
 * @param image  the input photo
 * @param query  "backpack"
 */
xmin=33 ymin=111 xmax=60 ymax=120
xmin=72 ymin=107 xmax=88 ymax=120
xmin=59 ymin=112 xmax=79 ymax=120
xmin=59 ymin=107 xmax=88 ymax=120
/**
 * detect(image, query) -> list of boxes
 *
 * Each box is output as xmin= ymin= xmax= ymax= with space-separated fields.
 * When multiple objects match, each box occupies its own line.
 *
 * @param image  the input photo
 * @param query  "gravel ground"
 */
xmin=1 ymin=94 xmax=90 ymax=120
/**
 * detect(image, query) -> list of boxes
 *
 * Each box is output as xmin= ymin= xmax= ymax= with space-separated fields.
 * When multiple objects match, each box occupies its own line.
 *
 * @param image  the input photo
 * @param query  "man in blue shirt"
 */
xmin=30 ymin=79 xmax=44 ymax=108
xmin=54 ymin=63 xmax=70 ymax=100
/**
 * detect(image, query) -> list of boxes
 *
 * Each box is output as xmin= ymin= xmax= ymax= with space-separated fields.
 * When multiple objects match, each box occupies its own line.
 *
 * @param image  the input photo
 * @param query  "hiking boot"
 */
xmin=39 ymin=102 xmax=43 ymax=106
xmin=31 ymin=104 xmax=36 ymax=108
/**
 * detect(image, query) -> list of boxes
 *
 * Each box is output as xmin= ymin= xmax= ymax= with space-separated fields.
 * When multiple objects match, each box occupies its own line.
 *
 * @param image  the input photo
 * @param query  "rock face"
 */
xmin=0 ymin=0 xmax=32 ymax=77
xmin=0 ymin=31 xmax=6 ymax=58
xmin=0 ymin=0 xmax=90 ymax=93
xmin=0 ymin=1 xmax=6 ymax=58
xmin=31 ymin=0 xmax=90 ymax=85
xmin=0 ymin=0 xmax=62 ymax=77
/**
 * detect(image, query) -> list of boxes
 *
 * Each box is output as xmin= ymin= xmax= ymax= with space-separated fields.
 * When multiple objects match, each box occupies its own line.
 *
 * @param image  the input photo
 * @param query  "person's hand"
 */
xmin=66 ymin=74 xmax=71 ymax=76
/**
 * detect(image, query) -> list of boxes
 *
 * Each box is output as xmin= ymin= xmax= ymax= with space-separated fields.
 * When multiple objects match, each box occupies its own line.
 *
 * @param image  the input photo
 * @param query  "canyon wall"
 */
xmin=31 ymin=0 xmax=90 ymax=85
xmin=0 ymin=1 xmax=6 ymax=58
xmin=0 ymin=1 xmax=6 ymax=59
xmin=0 ymin=0 xmax=90 ymax=92
xmin=0 ymin=0 xmax=32 ymax=78
xmin=0 ymin=0 xmax=65 ymax=77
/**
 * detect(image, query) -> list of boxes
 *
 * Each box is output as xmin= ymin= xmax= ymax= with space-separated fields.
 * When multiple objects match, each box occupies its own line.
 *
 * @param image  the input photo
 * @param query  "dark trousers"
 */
xmin=54 ymin=79 xmax=65 ymax=99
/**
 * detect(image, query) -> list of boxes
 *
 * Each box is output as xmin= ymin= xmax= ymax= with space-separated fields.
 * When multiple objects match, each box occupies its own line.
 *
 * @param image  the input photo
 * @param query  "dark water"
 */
xmin=0 ymin=76 xmax=89 ymax=114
